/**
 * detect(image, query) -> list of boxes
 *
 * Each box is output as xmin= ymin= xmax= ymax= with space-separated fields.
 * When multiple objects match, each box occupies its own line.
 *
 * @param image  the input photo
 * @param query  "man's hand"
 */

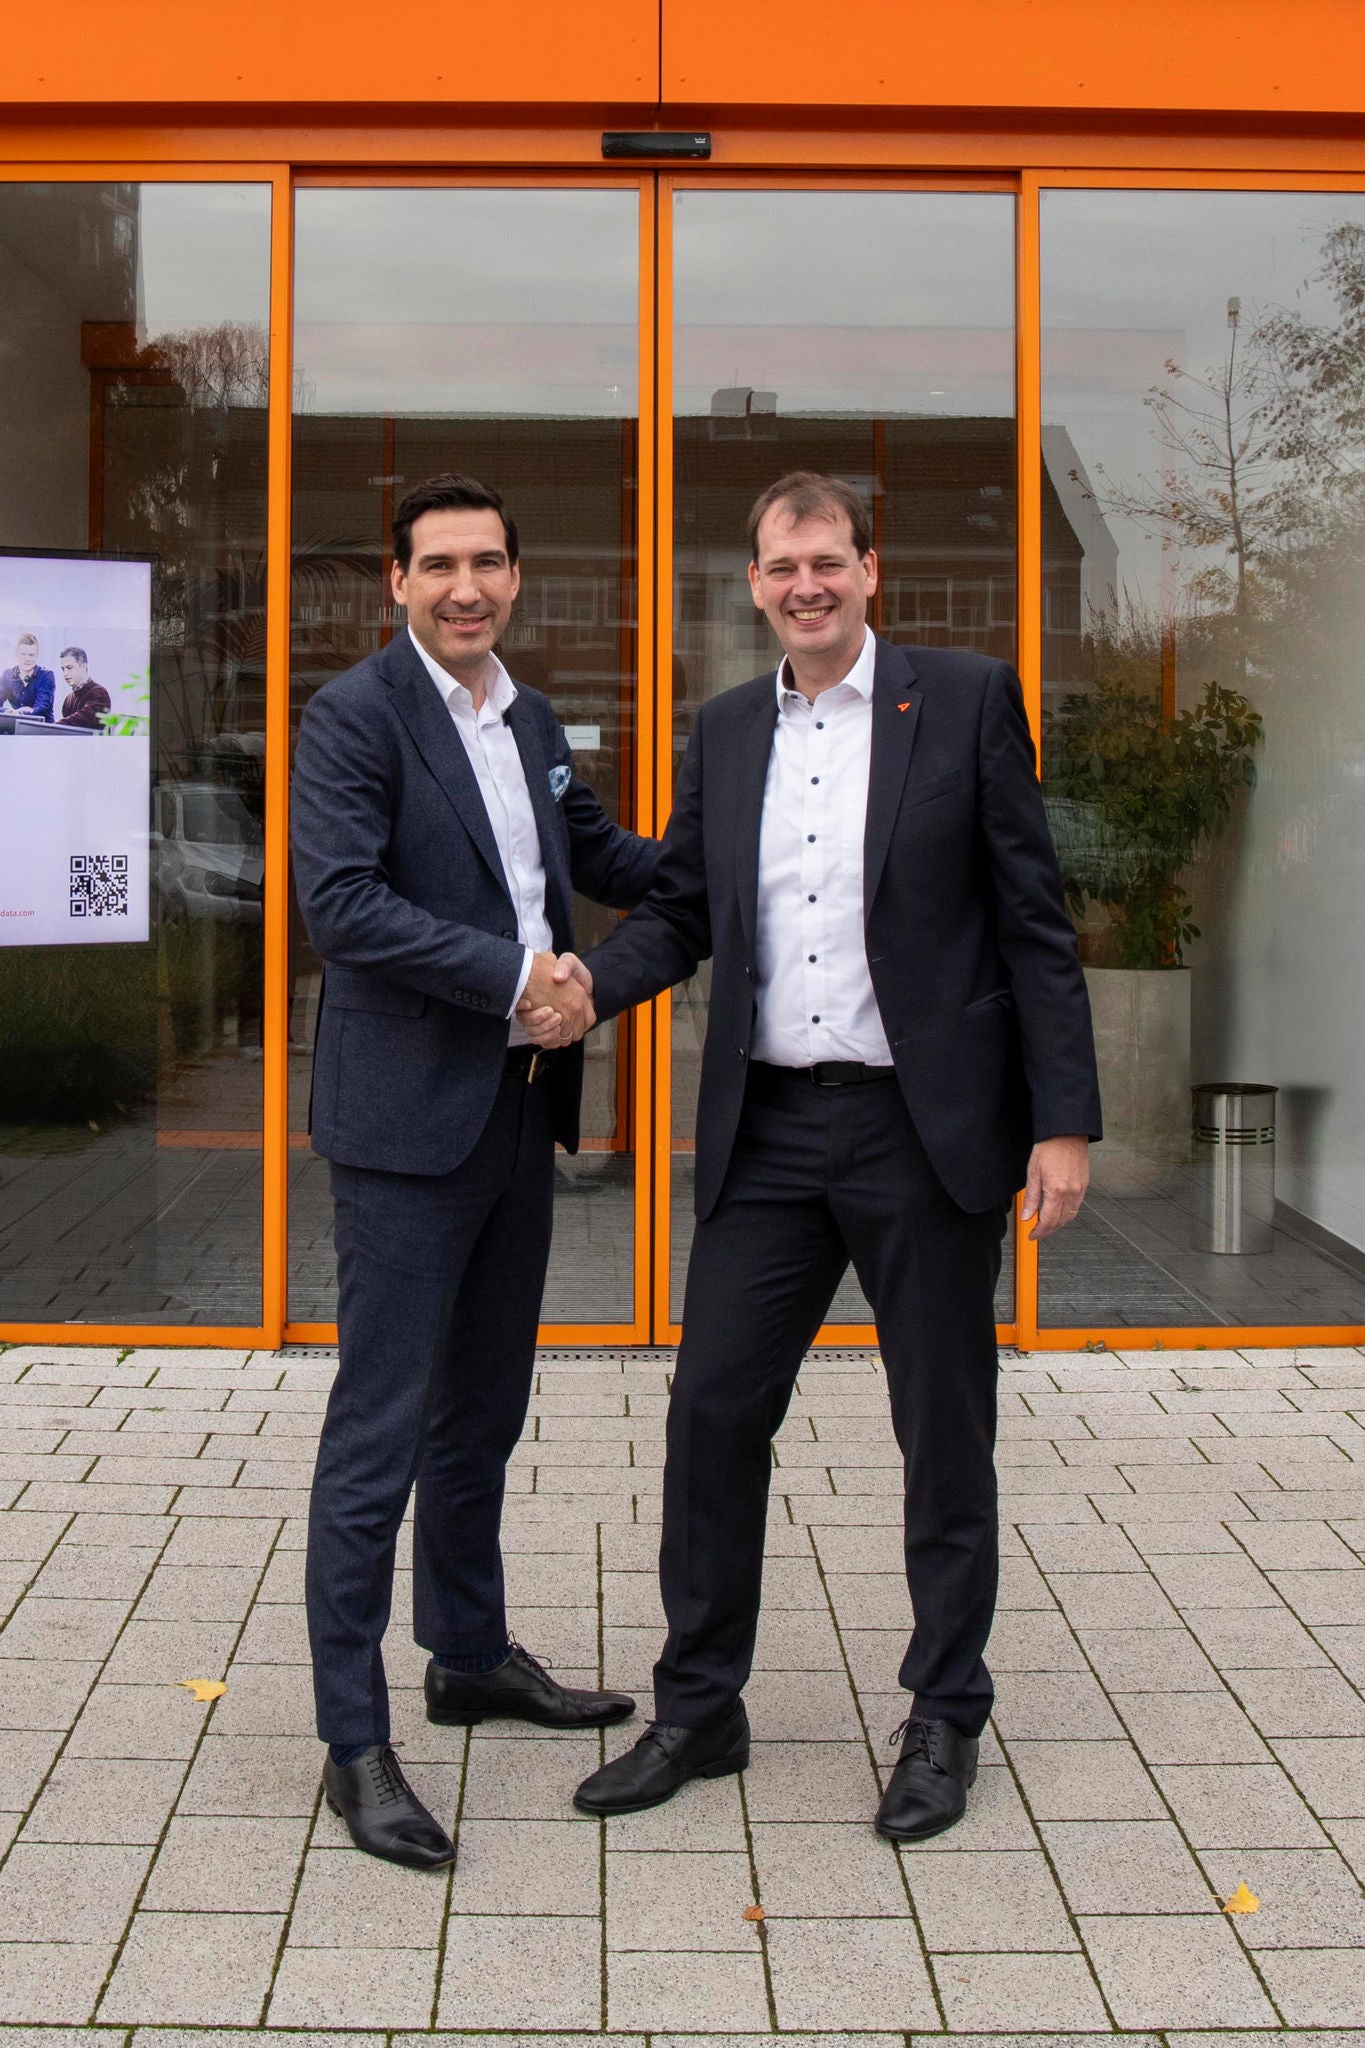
xmin=1021 ymin=1135 xmax=1090 ymax=1240
xmin=516 ymin=951 xmax=596 ymax=1047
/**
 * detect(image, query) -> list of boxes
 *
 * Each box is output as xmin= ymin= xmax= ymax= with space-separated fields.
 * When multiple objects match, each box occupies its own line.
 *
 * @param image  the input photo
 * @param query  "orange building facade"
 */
xmin=3 ymin=2 xmax=1365 ymax=1351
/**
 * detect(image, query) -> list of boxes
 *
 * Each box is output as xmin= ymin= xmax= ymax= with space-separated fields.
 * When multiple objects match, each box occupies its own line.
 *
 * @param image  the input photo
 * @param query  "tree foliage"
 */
xmin=1045 ymin=673 xmax=1262 ymax=970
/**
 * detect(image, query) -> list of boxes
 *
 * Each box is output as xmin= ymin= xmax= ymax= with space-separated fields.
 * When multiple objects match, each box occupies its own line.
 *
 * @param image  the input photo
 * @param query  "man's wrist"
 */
xmin=506 ymin=947 xmax=534 ymax=1019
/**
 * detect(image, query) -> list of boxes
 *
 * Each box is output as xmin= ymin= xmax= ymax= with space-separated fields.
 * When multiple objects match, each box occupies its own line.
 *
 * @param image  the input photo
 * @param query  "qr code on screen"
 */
xmin=70 ymin=853 xmax=129 ymax=919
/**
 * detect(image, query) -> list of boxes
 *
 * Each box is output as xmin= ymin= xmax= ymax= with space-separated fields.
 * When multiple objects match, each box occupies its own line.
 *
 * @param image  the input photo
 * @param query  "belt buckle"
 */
xmin=813 ymin=1063 xmax=838 ymax=1088
xmin=526 ymin=1050 xmax=541 ymax=1085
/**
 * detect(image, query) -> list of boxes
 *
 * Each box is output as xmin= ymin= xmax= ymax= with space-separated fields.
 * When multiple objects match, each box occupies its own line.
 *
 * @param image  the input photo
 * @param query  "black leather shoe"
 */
xmin=573 ymin=1701 xmax=750 ymax=1815
xmin=875 ymin=1715 xmax=979 ymax=1842
xmin=322 ymin=1744 xmax=456 ymax=1870
xmin=425 ymin=1642 xmax=635 ymax=1730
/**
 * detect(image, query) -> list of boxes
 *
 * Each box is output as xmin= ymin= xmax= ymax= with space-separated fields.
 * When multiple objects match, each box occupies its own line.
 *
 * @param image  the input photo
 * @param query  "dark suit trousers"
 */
xmin=656 ymin=1065 xmax=1007 ymax=1737
xmin=306 ymin=1065 xmax=554 ymax=1747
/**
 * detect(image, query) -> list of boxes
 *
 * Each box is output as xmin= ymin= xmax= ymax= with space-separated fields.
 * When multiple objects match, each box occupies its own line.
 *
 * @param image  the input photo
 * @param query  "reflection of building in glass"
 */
xmin=670 ymin=412 xmax=1095 ymax=724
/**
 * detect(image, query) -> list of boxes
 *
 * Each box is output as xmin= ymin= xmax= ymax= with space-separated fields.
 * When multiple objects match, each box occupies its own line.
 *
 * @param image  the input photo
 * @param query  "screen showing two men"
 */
xmin=0 ymin=552 xmax=151 ymax=946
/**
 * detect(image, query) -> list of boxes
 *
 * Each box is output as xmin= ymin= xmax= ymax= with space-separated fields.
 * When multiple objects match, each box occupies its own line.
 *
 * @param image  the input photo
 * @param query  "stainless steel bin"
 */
xmin=1191 ymin=1083 xmax=1277 ymax=1254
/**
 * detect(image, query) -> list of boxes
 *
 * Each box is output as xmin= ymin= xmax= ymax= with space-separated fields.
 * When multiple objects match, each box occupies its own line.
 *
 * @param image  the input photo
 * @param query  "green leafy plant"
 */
xmin=1044 ymin=675 xmax=1262 ymax=969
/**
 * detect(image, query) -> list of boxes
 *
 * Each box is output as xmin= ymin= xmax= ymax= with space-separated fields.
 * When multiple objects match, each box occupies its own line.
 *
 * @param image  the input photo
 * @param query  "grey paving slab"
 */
xmin=1078 ymin=1910 xmax=1281 ymax=2027
xmin=1230 ymin=1665 xmax=1365 ymax=1737
xmin=141 ymin=1815 xmax=310 ymax=1912
xmin=1043 ymin=1817 xmax=1215 ymax=1912
xmin=903 ymin=1847 xmax=1077 ymax=1951
xmin=1114 ymin=1688 xmax=1273 ymax=1765
xmin=0 ymin=1841 xmax=151 ymax=1940
xmin=1198 ymin=1845 xmax=1365 ymax=1947
xmin=99 ymin=1909 xmax=285 ymax=2024
xmin=931 ymin=1953 xmax=1113 ymax=2032
xmin=765 ymin=1917 xmax=939 ymax=2028
xmin=1155 ymin=1763 xmax=1330 ymax=1847
xmin=1078 ymin=1625 xmax=1223 ymax=1693
xmin=451 ymin=1817 xmax=600 ymax=1914
xmin=750 ymin=1819 xmax=907 ymax=1916
xmin=288 ymin=1845 xmax=449 ymax=1945
xmin=0 ymin=1729 xmax=63 ymax=1810
xmin=267 ymin=1945 xmax=439 ymax=2031
xmin=606 ymin=1847 xmax=755 ymax=1950
xmin=63 ymin=1680 xmax=205 ymax=1765
xmin=1253 ymin=1948 xmax=1365 ymax=2025
xmin=176 ymin=1733 xmax=321 ymax=1818
xmin=1005 ymin=1737 xmax=1168 ymax=1821
xmin=440 ymin=1917 xmax=602 ymax=2029
xmin=0 ymin=1942 xmax=117 ymax=2023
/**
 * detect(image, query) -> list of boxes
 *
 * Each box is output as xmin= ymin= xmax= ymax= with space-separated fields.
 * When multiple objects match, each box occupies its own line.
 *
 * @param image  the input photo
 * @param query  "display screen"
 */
xmin=0 ymin=550 xmax=152 ymax=946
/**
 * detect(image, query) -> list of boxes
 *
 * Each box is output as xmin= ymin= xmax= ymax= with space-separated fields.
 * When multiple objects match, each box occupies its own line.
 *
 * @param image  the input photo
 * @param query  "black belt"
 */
xmin=749 ymin=1059 xmax=897 ymax=1089
xmin=505 ymin=1044 xmax=559 ymax=1084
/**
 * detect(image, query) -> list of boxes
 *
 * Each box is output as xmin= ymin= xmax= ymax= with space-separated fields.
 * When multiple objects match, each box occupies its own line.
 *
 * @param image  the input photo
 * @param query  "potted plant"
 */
xmin=1044 ymin=672 xmax=1262 ymax=1187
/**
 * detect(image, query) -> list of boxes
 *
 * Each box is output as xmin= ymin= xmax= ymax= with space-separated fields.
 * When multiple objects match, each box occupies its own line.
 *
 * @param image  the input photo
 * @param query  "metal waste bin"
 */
xmin=1191 ymin=1083 xmax=1277 ymax=1254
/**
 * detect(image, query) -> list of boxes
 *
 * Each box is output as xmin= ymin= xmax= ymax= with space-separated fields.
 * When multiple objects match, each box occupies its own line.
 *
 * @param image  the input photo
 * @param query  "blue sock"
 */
xmin=435 ymin=1643 xmax=511 ymax=1676
xmin=329 ymin=1741 xmax=373 ymax=1767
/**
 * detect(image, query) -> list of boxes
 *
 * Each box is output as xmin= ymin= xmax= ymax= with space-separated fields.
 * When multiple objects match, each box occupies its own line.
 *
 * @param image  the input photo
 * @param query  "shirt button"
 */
xmin=808 ymin=953 xmax=817 ymax=963
xmin=812 ymin=1014 xmax=820 ymax=1023
xmin=811 ymin=777 xmax=819 ymax=784
xmin=807 ymin=834 xmax=816 ymax=843
xmin=808 ymin=894 xmax=817 ymax=902
xmin=816 ymin=722 xmax=824 ymax=730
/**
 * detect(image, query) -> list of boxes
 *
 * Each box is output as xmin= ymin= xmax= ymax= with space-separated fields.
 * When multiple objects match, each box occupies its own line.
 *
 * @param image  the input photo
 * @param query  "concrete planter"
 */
xmin=1084 ymin=965 xmax=1191 ymax=1195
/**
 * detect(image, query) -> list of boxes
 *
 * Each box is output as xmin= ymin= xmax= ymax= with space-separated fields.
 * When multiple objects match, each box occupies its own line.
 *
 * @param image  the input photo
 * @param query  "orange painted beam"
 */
xmin=7 ymin=0 xmax=657 ymax=105
xmin=664 ymin=0 xmax=1365 ymax=116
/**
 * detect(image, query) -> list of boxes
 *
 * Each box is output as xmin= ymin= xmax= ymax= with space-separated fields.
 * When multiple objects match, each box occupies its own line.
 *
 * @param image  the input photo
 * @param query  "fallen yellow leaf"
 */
xmin=177 ymin=1679 xmax=227 ymax=1703
xmin=1222 ymin=1881 xmax=1260 ymax=1914
xmin=742 ymin=1905 xmax=766 ymax=1922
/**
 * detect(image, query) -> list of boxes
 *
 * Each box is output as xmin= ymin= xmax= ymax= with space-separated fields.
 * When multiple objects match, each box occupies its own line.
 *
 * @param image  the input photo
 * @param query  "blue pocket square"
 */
xmin=549 ymin=765 xmax=571 ymax=802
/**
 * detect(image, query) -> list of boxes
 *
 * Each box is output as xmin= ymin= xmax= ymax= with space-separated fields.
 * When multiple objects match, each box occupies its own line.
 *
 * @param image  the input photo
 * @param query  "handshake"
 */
xmin=515 ymin=951 xmax=595 ymax=1049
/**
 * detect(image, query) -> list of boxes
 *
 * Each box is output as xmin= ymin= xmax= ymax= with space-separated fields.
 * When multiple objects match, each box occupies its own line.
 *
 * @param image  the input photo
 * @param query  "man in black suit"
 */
xmin=291 ymin=473 xmax=656 ymax=1869
xmin=553 ymin=472 xmax=1100 ymax=1841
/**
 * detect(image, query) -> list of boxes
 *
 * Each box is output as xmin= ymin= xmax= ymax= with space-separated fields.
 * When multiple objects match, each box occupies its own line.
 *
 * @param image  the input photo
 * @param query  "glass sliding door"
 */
xmin=665 ymin=184 xmax=1019 ymax=1334
xmin=1038 ymin=185 xmax=1365 ymax=1333
xmin=287 ymin=183 xmax=647 ymax=1331
xmin=0 ymin=178 xmax=272 ymax=1328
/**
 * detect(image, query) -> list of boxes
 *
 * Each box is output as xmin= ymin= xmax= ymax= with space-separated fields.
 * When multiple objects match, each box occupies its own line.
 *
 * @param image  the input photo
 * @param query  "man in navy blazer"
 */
xmin=291 ymin=473 xmax=656 ymax=1869
xmin=556 ymin=473 xmax=1101 ymax=1842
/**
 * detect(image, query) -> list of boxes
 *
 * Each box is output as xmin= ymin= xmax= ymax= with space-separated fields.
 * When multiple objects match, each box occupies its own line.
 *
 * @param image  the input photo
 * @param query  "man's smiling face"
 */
xmin=391 ymin=507 xmax=520 ymax=682
xmin=748 ymin=505 xmax=877 ymax=679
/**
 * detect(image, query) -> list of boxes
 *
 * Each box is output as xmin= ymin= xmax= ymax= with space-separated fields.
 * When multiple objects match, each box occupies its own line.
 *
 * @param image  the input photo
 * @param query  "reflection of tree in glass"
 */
xmin=1045 ymin=667 xmax=1261 ymax=968
xmin=1047 ymin=221 xmax=1365 ymax=967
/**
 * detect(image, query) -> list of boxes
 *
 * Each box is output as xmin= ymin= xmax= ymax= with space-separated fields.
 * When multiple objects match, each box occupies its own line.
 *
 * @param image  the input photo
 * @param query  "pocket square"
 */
xmin=549 ymin=765 xmax=571 ymax=802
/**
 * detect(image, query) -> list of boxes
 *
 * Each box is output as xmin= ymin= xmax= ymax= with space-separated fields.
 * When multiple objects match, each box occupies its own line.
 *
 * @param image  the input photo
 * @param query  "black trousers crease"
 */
xmin=656 ymin=1066 xmax=1007 ymax=1737
xmin=306 ymin=1069 xmax=554 ymax=1747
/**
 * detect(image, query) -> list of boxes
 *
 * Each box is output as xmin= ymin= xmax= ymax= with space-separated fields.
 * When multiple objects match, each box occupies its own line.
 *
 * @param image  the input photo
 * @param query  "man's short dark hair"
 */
xmin=60 ymin=646 xmax=88 ymax=667
xmin=747 ymin=472 xmax=873 ymax=562
xmin=391 ymin=473 xmax=519 ymax=572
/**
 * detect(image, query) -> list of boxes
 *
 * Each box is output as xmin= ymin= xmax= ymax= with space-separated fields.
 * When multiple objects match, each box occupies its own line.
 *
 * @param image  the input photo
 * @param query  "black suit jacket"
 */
xmin=585 ymin=638 xmax=1101 ymax=1218
xmin=291 ymin=631 xmax=657 ymax=1176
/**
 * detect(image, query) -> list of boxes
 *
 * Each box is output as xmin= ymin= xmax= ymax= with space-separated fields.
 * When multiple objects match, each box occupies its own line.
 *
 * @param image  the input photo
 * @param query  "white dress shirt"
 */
xmin=751 ymin=625 xmax=893 ymax=1069
xmin=408 ymin=627 xmax=550 ymax=1040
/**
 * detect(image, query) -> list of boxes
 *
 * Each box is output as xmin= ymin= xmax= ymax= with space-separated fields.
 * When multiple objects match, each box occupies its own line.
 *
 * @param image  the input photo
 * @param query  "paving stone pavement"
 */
xmin=6 ymin=1341 xmax=1365 ymax=2042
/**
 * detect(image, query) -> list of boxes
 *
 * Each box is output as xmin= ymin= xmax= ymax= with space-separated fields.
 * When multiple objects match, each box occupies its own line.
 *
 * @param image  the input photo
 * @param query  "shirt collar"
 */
xmin=774 ymin=624 xmax=876 ymax=711
xmin=408 ymin=624 xmax=517 ymax=720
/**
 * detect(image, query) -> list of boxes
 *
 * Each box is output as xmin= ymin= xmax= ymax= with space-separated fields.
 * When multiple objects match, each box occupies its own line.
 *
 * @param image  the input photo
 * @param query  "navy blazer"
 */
xmin=585 ymin=638 xmax=1102 ymax=1218
xmin=291 ymin=631 xmax=657 ymax=1175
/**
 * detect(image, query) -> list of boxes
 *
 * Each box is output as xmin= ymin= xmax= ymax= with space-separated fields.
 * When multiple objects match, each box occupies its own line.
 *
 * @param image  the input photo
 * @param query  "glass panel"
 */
xmin=289 ymin=187 xmax=640 ymax=1324
xmin=1040 ymin=188 xmax=1365 ymax=1328
xmin=670 ymin=189 xmax=1018 ymax=1325
xmin=0 ymin=181 xmax=270 ymax=1325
